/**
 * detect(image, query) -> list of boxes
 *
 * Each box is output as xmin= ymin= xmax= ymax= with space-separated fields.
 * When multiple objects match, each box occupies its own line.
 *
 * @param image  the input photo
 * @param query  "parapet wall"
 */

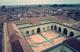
xmin=3 ymin=22 xmax=12 ymax=52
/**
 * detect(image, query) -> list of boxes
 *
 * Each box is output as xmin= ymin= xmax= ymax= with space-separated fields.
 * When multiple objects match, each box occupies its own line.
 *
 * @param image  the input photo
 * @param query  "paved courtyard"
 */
xmin=25 ymin=31 xmax=66 ymax=52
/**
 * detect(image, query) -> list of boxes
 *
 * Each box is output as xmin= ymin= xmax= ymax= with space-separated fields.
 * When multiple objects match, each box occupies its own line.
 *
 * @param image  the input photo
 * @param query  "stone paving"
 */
xmin=25 ymin=31 xmax=66 ymax=52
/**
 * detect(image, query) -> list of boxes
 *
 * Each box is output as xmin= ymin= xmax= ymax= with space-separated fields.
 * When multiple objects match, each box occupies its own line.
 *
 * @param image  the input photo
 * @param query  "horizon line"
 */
xmin=0 ymin=3 xmax=80 ymax=6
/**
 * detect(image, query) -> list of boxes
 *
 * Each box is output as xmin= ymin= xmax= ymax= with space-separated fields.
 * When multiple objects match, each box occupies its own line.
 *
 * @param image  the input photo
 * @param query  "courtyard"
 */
xmin=25 ymin=31 xmax=66 ymax=52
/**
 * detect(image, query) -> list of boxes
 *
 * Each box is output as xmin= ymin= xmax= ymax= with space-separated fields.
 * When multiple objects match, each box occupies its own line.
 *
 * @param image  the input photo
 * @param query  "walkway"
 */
xmin=7 ymin=22 xmax=34 ymax=52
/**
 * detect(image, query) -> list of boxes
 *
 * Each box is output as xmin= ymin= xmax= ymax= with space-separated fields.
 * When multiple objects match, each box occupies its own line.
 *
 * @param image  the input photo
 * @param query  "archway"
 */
xmin=69 ymin=32 xmax=74 ymax=37
xmin=54 ymin=25 xmax=57 ymax=30
xmin=58 ymin=27 xmax=61 ymax=32
xmin=51 ymin=25 xmax=53 ymax=30
xmin=37 ymin=28 xmax=41 ymax=33
xmin=63 ymin=28 xmax=68 ymax=35
xmin=26 ymin=31 xmax=29 ymax=34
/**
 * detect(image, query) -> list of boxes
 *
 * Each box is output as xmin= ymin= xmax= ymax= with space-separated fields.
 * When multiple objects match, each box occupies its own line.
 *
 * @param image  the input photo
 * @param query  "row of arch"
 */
xmin=26 ymin=25 xmax=74 ymax=37
xmin=26 ymin=25 xmax=53 ymax=35
xmin=54 ymin=25 xmax=74 ymax=37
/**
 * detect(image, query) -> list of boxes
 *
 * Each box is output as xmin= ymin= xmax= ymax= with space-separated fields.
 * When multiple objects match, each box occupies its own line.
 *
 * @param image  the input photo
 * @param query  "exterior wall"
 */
xmin=19 ymin=23 xmax=53 ymax=36
xmin=18 ymin=22 xmax=80 ymax=37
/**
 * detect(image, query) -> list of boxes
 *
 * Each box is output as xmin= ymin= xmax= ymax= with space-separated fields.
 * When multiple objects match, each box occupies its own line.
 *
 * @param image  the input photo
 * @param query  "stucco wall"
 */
xmin=18 ymin=22 xmax=80 ymax=38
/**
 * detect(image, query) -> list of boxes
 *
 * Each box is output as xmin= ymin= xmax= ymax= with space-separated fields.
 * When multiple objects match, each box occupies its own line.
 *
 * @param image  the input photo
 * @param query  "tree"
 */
xmin=1 ymin=5 xmax=6 ymax=9
xmin=38 ymin=5 xmax=42 ymax=7
xmin=12 ymin=8 xmax=15 ymax=11
xmin=51 ymin=4 xmax=58 ymax=7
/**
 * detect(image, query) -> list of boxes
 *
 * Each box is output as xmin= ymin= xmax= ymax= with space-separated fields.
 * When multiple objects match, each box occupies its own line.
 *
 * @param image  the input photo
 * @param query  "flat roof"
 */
xmin=40 ymin=20 xmax=53 ymax=24
xmin=17 ymin=23 xmax=33 ymax=28
xmin=15 ymin=16 xmax=77 ymax=26
xmin=42 ymin=42 xmax=77 ymax=52
xmin=63 ymin=38 xmax=80 ymax=52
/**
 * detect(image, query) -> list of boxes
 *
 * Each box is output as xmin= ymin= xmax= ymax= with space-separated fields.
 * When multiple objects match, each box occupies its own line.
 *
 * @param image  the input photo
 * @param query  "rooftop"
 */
xmin=15 ymin=16 xmax=77 ymax=26
xmin=63 ymin=38 xmax=80 ymax=52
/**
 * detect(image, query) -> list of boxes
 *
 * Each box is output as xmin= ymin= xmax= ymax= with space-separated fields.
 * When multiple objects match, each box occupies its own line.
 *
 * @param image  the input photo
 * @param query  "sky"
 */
xmin=0 ymin=0 xmax=80 ymax=5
